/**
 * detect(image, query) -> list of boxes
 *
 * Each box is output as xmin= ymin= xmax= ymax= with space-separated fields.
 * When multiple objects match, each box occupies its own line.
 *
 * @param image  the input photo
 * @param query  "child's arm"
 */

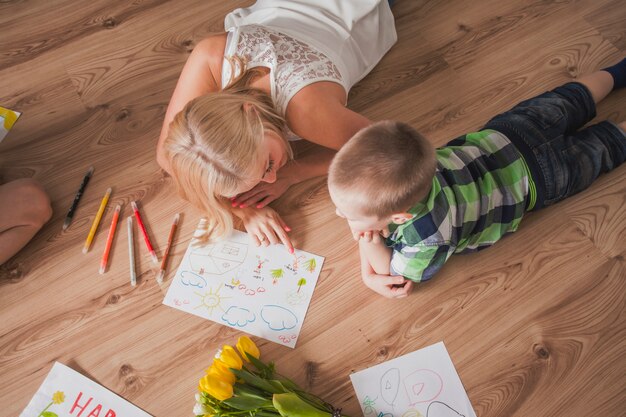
xmin=358 ymin=239 xmax=414 ymax=298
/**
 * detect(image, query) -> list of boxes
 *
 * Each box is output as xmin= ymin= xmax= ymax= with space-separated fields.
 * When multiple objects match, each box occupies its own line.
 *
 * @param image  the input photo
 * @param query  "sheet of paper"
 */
xmin=0 ymin=106 xmax=21 ymax=143
xmin=350 ymin=342 xmax=476 ymax=417
xmin=20 ymin=362 xmax=152 ymax=417
xmin=163 ymin=220 xmax=324 ymax=348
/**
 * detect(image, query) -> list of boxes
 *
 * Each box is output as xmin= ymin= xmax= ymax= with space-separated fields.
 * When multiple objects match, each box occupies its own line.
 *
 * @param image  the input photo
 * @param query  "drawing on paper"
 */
xmin=164 ymin=226 xmax=324 ymax=347
xmin=404 ymin=369 xmax=443 ymax=406
xmin=222 ymin=306 xmax=256 ymax=327
xmin=426 ymin=401 xmax=465 ymax=417
xmin=381 ymin=368 xmax=400 ymax=407
xmin=19 ymin=362 xmax=152 ymax=417
xmin=189 ymin=240 xmax=248 ymax=275
xmin=194 ymin=284 xmax=231 ymax=315
xmin=350 ymin=342 xmax=477 ymax=417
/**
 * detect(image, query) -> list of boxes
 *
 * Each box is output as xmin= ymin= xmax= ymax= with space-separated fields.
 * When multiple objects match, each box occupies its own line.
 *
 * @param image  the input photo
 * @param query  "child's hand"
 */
xmin=231 ymin=177 xmax=291 ymax=209
xmin=362 ymin=271 xmax=413 ymax=298
xmin=235 ymin=206 xmax=294 ymax=253
xmin=352 ymin=227 xmax=390 ymax=244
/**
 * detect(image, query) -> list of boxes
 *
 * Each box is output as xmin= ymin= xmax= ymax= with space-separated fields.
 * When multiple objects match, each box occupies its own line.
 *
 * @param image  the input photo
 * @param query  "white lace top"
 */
xmin=221 ymin=24 xmax=349 ymax=117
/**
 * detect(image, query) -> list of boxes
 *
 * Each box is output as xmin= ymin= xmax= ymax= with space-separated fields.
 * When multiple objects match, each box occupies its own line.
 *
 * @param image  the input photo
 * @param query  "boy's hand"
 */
xmin=362 ymin=271 xmax=413 ymax=298
xmin=352 ymin=227 xmax=390 ymax=243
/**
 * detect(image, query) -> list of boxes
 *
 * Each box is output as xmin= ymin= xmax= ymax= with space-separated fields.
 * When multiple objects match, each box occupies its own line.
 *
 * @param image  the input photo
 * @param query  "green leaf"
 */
xmin=273 ymin=393 xmax=333 ymax=417
xmin=247 ymin=354 xmax=275 ymax=378
xmin=234 ymin=383 xmax=271 ymax=400
xmin=41 ymin=413 xmax=58 ymax=417
xmin=223 ymin=395 xmax=273 ymax=410
xmin=231 ymin=369 xmax=281 ymax=394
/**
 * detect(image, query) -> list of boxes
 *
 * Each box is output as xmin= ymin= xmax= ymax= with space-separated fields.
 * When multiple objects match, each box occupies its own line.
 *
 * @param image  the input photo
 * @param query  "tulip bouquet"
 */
xmin=194 ymin=336 xmax=348 ymax=417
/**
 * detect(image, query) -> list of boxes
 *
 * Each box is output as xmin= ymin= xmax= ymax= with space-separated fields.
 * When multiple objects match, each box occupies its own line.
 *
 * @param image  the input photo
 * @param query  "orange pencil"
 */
xmin=157 ymin=213 xmax=179 ymax=285
xmin=99 ymin=204 xmax=121 ymax=274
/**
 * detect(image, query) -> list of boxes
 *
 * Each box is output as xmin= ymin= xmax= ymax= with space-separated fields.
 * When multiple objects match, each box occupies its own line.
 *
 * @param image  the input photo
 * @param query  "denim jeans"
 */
xmin=484 ymin=82 xmax=626 ymax=210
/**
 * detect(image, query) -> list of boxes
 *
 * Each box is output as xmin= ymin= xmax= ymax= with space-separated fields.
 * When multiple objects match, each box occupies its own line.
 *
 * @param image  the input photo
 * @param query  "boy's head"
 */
xmin=328 ymin=121 xmax=436 ymax=233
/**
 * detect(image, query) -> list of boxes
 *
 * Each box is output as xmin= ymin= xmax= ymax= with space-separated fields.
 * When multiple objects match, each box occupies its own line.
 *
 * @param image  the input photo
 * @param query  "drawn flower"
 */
xmin=215 ymin=345 xmax=243 ymax=370
xmin=52 ymin=391 xmax=65 ymax=404
xmin=199 ymin=374 xmax=234 ymax=401
xmin=236 ymin=335 xmax=260 ymax=362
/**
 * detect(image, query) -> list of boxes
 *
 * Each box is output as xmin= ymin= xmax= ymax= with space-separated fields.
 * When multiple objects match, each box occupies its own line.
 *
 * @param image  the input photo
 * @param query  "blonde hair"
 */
xmin=329 ymin=121 xmax=436 ymax=218
xmin=164 ymin=57 xmax=292 ymax=241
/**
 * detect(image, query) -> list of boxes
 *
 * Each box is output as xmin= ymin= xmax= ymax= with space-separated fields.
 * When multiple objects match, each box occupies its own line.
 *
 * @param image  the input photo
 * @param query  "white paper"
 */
xmin=0 ymin=107 xmax=21 ymax=143
xmin=20 ymin=362 xmax=151 ymax=417
xmin=350 ymin=342 xmax=476 ymax=417
xmin=163 ymin=221 xmax=324 ymax=348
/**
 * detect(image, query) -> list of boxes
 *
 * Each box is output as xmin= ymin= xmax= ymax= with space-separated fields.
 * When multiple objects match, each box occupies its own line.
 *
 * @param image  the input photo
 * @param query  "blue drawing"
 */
xmin=180 ymin=271 xmax=207 ymax=288
xmin=222 ymin=306 xmax=256 ymax=327
xmin=260 ymin=305 xmax=298 ymax=331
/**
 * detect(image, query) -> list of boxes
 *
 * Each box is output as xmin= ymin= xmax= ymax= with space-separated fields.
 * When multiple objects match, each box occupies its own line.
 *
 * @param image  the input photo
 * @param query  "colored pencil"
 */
xmin=131 ymin=201 xmax=158 ymax=265
xmin=128 ymin=216 xmax=137 ymax=287
xmin=63 ymin=166 xmax=94 ymax=231
xmin=82 ymin=187 xmax=111 ymax=254
xmin=157 ymin=213 xmax=179 ymax=285
xmin=99 ymin=204 xmax=121 ymax=274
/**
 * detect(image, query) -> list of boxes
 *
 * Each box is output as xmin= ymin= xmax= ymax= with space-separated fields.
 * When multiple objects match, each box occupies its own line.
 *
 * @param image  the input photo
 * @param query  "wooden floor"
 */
xmin=1 ymin=1 xmax=624 ymax=416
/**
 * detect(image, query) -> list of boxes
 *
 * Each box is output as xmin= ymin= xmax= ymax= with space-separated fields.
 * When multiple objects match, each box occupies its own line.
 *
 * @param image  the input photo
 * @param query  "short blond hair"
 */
xmin=164 ymin=59 xmax=292 ymax=242
xmin=329 ymin=121 xmax=436 ymax=218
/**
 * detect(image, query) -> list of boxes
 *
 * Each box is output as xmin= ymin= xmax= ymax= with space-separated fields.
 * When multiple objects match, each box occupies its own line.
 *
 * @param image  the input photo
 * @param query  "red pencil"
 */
xmin=131 ymin=201 xmax=158 ymax=265
xmin=99 ymin=204 xmax=121 ymax=274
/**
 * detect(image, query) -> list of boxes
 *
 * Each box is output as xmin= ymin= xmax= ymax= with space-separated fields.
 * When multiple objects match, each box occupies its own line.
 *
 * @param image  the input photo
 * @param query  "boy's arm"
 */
xmin=358 ymin=239 xmax=414 ymax=298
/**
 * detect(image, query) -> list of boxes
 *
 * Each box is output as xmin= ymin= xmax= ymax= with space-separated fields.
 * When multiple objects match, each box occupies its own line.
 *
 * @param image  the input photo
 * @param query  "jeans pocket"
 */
xmin=524 ymin=106 xmax=565 ymax=131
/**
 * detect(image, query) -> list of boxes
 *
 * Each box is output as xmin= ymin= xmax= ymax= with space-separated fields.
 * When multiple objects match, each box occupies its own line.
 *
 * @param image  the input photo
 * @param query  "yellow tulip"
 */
xmin=206 ymin=362 xmax=236 ymax=385
xmin=236 ymin=336 xmax=260 ymax=362
xmin=199 ymin=374 xmax=234 ymax=401
xmin=216 ymin=345 xmax=243 ymax=370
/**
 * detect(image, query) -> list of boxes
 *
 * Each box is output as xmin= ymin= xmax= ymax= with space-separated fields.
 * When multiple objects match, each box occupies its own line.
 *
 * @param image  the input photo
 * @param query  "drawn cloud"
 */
xmin=222 ymin=306 xmax=256 ymax=327
xmin=260 ymin=305 xmax=298 ymax=331
xmin=426 ymin=401 xmax=465 ymax=417
xmin=180 ymin=271 xmax=207 ymax=288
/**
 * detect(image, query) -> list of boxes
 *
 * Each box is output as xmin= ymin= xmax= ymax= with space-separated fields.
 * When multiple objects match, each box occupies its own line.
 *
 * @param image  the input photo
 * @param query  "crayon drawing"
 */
xmin=0 ymin=106 xmax=20 ymax=143
xmin=20 ymin=362 xmax=152 ymax=417
xmin=350 ymin=342 xmax=476 ymax=417
xmin=164 ymin=220 xmax=324 ymax=347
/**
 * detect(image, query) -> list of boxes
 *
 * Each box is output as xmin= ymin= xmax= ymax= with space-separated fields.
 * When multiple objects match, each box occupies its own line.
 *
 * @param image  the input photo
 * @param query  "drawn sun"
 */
xmin=194 ymin=284 xmax=231 ymax=315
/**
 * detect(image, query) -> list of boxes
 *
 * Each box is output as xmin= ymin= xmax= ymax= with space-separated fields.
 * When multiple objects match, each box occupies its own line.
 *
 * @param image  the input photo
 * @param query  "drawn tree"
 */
xmin=304 ymin=258 xmax=316 ymax=273
xmin=297 ymin=278 xmax=307 ymax=293
xmin=270 ymin=268 xmax=284 ymax=284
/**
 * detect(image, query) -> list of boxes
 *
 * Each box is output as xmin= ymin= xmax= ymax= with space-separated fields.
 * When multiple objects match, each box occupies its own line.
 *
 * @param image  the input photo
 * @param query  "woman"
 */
xmin=157 ymin=0 xmax=397 ymax=251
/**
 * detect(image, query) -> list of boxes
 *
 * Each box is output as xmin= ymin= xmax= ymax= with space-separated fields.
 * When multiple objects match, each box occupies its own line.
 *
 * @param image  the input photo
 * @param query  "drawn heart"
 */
xmin=257 ymin=287 xmax=266 ymax=293
xmin=245 ymin=289 xmax=255 ymax=295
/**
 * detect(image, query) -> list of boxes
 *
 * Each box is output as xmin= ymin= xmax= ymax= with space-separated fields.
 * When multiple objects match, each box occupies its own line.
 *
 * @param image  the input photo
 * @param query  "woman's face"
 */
xmin=257 ymin=130 xmax=289 ymax=184
xmin=232 ymin=130 xmax=289 ymax=196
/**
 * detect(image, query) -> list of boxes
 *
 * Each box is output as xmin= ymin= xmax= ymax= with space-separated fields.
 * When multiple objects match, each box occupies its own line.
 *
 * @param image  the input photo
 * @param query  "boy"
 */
xmin=328 ymin=63 xmax=626 ymax=298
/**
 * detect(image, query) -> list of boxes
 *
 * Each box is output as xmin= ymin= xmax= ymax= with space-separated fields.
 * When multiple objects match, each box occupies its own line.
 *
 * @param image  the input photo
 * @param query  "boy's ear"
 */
xmin=390 ymin=212 xmax=414 ymax=224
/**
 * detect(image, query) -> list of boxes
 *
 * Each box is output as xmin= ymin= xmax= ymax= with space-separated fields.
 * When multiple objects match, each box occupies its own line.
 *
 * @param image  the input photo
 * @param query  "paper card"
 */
xmin=19 ymin=362 xmax=151 ymax=417
xmin=163 ymin=220 xmax=324 ymax=348
xmin=0 ymin=106 xmax=21 ymax=143
xmin=350 ymin=342 xmax=477 ymax=417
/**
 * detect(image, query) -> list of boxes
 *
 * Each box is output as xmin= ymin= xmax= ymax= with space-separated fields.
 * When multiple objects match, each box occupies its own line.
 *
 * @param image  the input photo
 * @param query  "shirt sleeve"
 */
xmin=389 ymin=243 xmax=453 ymax=282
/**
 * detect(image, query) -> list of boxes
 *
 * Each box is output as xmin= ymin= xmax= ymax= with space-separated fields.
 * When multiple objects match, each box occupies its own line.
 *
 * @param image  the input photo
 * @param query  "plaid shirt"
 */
xmin=386 ymin=130 xmax=531 ymax=281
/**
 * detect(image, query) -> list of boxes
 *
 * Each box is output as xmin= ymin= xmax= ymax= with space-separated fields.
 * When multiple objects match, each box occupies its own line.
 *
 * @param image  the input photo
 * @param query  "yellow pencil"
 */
xmin=82 ymin=187 xmax=112 ymax=254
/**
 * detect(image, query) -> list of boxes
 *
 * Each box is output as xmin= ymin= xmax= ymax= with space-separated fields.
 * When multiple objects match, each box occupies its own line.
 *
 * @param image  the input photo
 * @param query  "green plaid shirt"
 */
xmin=386 ymin=130 xmax=532 ymax=281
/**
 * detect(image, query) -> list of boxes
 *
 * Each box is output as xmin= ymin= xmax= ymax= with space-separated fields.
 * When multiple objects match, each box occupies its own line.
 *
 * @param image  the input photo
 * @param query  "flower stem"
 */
xmin=37 ymin=401 xmax=53 ymax=417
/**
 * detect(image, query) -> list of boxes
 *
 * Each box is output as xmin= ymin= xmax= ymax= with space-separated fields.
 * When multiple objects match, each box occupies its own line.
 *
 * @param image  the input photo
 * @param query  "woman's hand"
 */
xmin=234 ymin=206 xmax=294 ymax=253
xmin=231 ymin=177 xmax=291 ymax=209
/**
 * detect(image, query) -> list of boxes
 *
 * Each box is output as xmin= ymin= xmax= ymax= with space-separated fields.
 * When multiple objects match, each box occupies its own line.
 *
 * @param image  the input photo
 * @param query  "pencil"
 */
xmin=63 ymin=166 xmax=94 ymax=231
xmin=157 ymin=213 xmax=179 ymax=285
xmin=99 ymin=204 xmax=121 ymax=274
xmin=131 ymin=201 xmax=158 ymax=265
xmin=128 ymin=216 xmax=136 ymax=287
xmin=82 ymin=187 xmax=111 ymax=254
